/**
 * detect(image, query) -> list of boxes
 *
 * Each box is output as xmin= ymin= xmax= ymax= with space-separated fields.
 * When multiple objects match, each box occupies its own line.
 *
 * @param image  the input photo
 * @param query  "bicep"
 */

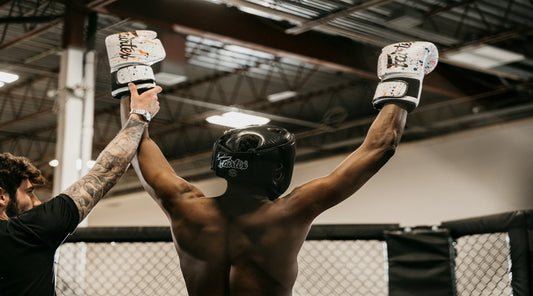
xmin=288 ymin=105 xmax=405 ymax=218
xmin=133 ymin=125 xmax=206 ymax=214
xmin=286 ymin=147 xmax=388 ymax=219
xmin=136 ymin=141 xmax=205 ymax=213
xmin=151 ymin=173 xmax=205 ymax=216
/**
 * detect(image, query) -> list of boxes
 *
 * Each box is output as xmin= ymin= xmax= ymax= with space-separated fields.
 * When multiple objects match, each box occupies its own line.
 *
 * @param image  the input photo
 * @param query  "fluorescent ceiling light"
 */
xmin=236 ymin=6 xmax=284 ymax=22
xmin=267 ymin=90 xmax=297 ymax=102
xmin=155 ymin=72 xmax=187 ymax=86
xmin=0 ymin=82 xmax=4 ymax=88
xmin=443 ymin=45 xmax=525 ymax=69
xmin=0 ymin=71 xmax=19 ymax=83
xmin=206 ymin=111 xmax=270 ymax=128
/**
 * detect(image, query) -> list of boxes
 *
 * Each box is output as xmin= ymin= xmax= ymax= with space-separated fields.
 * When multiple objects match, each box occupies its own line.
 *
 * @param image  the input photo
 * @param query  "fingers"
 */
xmin=128 ymin=83 xmax=139 ymax=97
xmin=145 ymin=85 xmax=162 ymax=96
xmin=150 ymin=94 xmax=161 ymax=117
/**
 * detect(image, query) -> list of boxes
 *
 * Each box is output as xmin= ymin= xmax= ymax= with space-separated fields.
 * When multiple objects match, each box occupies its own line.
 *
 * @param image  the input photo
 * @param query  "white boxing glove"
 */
xmin=105 ymin=30 xmax=166 ymax=99
xmin=372 ymin=41 xmax=438 ymax=112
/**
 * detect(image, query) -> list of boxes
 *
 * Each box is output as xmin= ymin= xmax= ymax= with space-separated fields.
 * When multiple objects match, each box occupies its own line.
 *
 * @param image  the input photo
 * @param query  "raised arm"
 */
xmin=120 ymin=93 xmax=205 ymax=216
xmin=289 ymin=41 xmax=438 ymax=219
xmin=105 ymin=30 xmax=204 ymax=215
xmin=62 ymin=84 xmax=160 ymax=222
xmin=292 ymin=104 xmax=407 ymax=216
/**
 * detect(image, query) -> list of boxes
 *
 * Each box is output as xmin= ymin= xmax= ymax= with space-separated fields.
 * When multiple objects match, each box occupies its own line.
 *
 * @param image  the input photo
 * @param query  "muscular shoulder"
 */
xmin=157 ymin=182 xmax=208 ymax=217
xmin=276 ymin=177 xmax=336 ymax=220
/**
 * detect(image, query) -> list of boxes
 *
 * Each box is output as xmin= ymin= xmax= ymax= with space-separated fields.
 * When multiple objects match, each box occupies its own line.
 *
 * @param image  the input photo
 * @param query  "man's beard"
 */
xmin=5 ymin=193 xmax=21 ymax=217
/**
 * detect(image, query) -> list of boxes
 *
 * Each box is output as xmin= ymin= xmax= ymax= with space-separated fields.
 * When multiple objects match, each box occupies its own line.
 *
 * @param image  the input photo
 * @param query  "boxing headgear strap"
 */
xmin=211 ymin=125 xmax=296 ymax=200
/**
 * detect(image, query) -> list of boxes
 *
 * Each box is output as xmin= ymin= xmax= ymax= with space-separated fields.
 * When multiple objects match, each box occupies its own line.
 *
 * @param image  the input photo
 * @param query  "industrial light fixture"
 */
xmin=206 ymin=111 xmax=270 ymax=128
xmin=0 ymin=71 xmax=19 ymax=87
xmin=154 ymin=72 xmax=187 ymax=86
xmin=267 ymin=90 xmax=297 ymax=102
xmin=443 ymin=45 xmax=525 ymax=69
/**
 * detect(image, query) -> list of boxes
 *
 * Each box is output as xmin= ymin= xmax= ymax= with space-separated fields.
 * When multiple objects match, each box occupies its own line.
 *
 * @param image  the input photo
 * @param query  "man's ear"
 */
xmin=0 ymin=187 xmax=8 ymax=206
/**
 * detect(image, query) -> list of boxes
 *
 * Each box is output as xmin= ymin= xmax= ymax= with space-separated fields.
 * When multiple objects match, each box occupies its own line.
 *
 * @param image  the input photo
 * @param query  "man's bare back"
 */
xmin=169 ymin=193 xmax=311 ymax=296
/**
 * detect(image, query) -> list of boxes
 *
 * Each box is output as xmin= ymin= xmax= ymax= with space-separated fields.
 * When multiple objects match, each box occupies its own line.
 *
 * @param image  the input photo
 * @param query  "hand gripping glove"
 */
xmin=372 ymin=41 xmax=438 ymax=112
xmin=105 ymin=30 xmax=166 ymax=99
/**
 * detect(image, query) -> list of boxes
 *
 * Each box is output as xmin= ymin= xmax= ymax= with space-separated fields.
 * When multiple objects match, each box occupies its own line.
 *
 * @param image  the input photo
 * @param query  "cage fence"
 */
xmin=454 ymin=233 xmax=512 ymax=296
xmin=55 ymin=210 xmax=533 ymax=296
xmin=56 ymin=242 xmax=185 ymax=296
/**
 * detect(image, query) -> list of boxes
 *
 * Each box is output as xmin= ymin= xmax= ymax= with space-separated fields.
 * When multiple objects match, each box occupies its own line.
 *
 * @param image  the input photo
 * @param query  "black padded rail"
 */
xmin=66 ymin=223 xmax=401 ymax=243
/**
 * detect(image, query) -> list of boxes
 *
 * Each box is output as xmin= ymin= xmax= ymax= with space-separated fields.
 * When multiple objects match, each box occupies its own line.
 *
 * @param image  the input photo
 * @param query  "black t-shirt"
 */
xmin=0 ymin=194 xmax=79 ymax=296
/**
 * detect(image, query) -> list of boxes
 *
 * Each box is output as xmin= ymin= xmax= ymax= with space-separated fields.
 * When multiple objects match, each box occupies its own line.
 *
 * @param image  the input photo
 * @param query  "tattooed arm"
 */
xmin=62 ymin=117 xmax=146 ymax=221
xmin=62 ymin=83 xmax=161 ymax=222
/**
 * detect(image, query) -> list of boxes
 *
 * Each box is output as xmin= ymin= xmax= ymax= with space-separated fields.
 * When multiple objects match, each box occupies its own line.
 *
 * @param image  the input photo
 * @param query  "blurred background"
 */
xmin=0 ymin=0 xmax=531 ymax=225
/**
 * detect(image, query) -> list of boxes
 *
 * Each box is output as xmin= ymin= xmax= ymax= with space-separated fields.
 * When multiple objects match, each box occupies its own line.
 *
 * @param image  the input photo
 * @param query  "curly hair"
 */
xmin=0 ymin=152 xmax=46 ymax=197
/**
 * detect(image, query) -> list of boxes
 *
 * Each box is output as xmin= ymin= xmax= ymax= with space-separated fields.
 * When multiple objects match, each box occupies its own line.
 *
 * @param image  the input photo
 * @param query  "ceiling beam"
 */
xmin=0 ymin=18 xmax=61 ymax=50
xmin=92 ymin=0 xmax=473 ymax=98
xmin=62 ymin=0 xmax=87 ymax=48
xmin=285 ymin=0 xmax=396 ymax=35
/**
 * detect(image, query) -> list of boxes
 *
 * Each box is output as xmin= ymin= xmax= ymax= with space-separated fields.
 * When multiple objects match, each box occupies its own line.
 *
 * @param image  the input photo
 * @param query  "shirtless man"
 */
xmin=111 ymin=33 xmax=438 ymax=295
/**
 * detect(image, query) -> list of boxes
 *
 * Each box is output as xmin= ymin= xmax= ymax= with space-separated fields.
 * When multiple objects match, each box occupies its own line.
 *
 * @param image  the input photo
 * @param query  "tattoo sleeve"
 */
xmin=62 ymin=117 xmax=147 ymax=222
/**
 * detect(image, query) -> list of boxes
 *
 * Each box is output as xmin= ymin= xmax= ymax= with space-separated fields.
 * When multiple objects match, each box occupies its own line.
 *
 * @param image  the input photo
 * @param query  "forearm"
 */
xmin=137 ymin=133 xmax=176 ymax=186
xmin=131 ymin=131 xmax=159 ymax=199
xmin=120 ymin=95 xmax=159 ymax=199
xmin=329 ymin=105 xmax=407 ymax=199
xmin=363 ymin=104 xmax=407 ymax=155
xmin=63 ymin=116 xmax=147 ymax=222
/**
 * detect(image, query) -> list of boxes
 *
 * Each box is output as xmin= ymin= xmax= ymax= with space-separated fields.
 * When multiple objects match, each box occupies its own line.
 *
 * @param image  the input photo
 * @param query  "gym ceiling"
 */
xmin=0 ymin=0 xmax=531 ymax=196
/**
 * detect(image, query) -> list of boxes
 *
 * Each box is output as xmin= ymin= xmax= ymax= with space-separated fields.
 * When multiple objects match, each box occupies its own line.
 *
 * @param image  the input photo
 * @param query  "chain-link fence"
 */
xmin=56 ymin=239 xmax=387 ymax=296
xmin=294 ymin=240 xmax=388 ymax=296
xmin=454 ymin=233 xmax=512 ymax=296
xmin=56 ymin=242 xmax=185 ymax=296
xmin=56 ymin=210 xmax=532 ymax=296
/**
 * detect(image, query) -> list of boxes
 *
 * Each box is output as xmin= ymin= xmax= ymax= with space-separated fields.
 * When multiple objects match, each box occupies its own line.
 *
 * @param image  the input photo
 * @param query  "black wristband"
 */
xmin=110 ymin=65 xmax=156 ymax=99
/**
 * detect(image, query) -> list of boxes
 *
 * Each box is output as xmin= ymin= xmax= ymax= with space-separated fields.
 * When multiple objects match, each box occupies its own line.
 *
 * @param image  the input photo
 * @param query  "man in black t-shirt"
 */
xmin=0 ymin=83 xmax=161 ymax=296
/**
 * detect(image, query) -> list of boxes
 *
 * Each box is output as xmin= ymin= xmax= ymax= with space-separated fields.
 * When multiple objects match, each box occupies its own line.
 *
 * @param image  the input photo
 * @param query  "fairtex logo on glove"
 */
xmin=118 ymin=32 xmax=140 ymax=60
xmin=216 ymin=153 xmax=249 ymax=170
xmin=386 ymin=42 xmax=412 ymax=69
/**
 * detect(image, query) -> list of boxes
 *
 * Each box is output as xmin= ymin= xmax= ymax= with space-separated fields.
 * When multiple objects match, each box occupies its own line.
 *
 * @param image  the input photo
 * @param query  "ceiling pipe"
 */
xmin=217 ymin=0 xmax=390 ymax=47
xmin=285 ymin=0 xmax=396 ymax=35
xmin=218 ymin=0 xmax=530 ymax=81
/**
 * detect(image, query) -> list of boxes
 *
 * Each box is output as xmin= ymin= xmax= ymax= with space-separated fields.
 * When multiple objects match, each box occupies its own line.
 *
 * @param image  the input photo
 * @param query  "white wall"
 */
xmin=87 ymin=117 xmax=533 ymax=227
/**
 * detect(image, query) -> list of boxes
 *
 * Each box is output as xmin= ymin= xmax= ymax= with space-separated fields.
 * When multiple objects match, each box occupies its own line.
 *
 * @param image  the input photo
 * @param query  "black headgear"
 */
xmin=211 ymin=125 xmax=296 ymax=200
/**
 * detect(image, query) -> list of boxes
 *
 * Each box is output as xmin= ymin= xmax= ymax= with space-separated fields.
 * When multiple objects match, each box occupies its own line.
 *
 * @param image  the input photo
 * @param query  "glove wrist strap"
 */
xmin=372 ymin=77 xmax=421 ymax=113
xmin=111 ymin=65 xmax=155 ymax=99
